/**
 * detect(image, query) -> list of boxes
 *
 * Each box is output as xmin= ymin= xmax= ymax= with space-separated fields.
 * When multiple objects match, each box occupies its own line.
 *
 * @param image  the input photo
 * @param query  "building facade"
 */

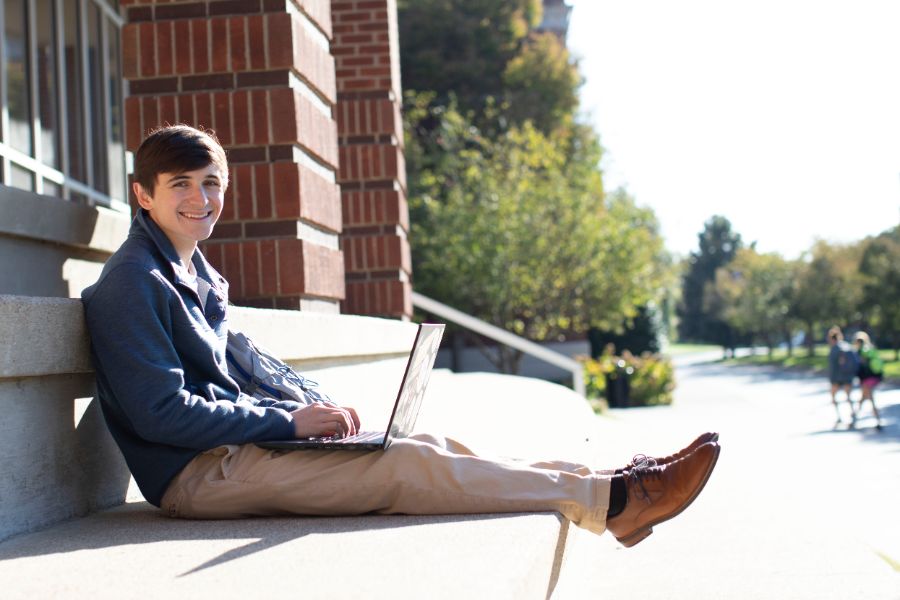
xmin=0 ymin=0 xmax=412 ymax=320
xmin=536 ymin=0 xmax=572 ymax=42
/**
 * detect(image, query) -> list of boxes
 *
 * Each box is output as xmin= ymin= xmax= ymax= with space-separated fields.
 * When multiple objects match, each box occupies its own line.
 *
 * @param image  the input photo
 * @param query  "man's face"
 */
xmin=134 ymin=165 xmax=225 ymax=259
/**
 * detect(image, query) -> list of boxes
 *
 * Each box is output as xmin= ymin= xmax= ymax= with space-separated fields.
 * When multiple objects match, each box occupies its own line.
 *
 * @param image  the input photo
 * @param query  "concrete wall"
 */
xmin=0 ymin=185 xmax=130 ymax=298
xmin=0 ymin=374 xmax=131 ymax=538
xmin=0 ymin=294 xmax=413 ymax=542
xmin=0 ymin=296 xmax=128 ymax=541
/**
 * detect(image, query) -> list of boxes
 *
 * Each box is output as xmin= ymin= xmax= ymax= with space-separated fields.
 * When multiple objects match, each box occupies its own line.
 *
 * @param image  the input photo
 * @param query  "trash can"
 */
xmin=605 ymin=359 xmax=632 ymax=408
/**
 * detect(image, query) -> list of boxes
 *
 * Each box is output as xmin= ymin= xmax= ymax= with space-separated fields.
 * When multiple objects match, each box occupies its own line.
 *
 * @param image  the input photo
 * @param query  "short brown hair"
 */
xmin=132 ymin=125 xmax=228 ymax=196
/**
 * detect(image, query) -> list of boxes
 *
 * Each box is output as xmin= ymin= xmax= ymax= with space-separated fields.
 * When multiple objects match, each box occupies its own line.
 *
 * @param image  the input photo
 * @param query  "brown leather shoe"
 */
xmin=607 ymin=441 xmax=720 ymax=547
xmin=622 ymin=432 xmax=719 ymax=471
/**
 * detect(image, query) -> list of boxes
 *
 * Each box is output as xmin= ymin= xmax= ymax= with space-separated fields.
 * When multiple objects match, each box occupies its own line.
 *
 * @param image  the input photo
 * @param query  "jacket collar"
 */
xmin=132 ymin=209 xmax=226 ymax=293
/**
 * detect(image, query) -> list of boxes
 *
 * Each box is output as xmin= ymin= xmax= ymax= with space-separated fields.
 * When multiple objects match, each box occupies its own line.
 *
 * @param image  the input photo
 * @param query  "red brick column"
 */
xmin=331 ymin=0 xmax=412 ymax=319
xmin=122 ymin=0 xmax=344 ymax=312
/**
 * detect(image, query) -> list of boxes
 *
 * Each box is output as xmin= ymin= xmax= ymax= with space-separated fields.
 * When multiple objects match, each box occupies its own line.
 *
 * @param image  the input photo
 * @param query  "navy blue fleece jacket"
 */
xmin=81 ymin=210 xmax=298 ymax=506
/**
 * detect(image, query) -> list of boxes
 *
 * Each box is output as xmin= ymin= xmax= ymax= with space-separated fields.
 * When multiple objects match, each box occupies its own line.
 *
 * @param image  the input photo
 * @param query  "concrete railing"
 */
xmin=412 ymin=292 xmax=586 ymax=397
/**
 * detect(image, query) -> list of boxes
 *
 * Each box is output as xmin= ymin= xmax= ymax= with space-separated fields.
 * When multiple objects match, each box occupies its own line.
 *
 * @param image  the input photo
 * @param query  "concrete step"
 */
xmin=0 ymin=370 xmax=603 ymax=599
xmin=0 ymin=501 xmax=570 ymax=600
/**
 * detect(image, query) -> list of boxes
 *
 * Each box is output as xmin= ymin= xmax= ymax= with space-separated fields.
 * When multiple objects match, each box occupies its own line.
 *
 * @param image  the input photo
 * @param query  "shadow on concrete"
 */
xmin=676 ymin=359 xmax=900 ymax=450
xmin=0 ymin=501 xmax=526 ymax=577
xmin=679 ymin=361 xmax=823 ymax=384
xmin=807 ymin=401 xmax=900 ymax=446
xmin=680 ymin=360 xmax=900 ymax=391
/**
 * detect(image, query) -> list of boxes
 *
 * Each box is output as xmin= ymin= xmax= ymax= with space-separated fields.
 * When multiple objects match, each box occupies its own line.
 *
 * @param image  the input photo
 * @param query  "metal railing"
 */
xmin=412 ymin=292 xmax=586 ymax=397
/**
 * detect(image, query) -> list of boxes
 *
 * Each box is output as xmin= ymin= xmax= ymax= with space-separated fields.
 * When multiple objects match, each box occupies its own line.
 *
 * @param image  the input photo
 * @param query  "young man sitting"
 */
xmin=81 ymin=125 xmax=720 ymax=548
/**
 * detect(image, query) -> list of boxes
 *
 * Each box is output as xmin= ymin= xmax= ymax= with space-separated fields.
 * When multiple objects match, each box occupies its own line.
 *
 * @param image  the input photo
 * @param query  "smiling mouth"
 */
xmin=179 ymin=210 xmax=213 ymax=220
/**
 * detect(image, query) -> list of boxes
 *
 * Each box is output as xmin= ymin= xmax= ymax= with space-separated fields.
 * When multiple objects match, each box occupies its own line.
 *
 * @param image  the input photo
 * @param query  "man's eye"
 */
xmin=204 ymin=180 xmax=220 ymax=187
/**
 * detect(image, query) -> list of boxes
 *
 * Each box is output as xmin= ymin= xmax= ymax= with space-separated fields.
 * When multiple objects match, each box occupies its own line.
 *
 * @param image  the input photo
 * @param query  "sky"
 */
xmin=566 ymin=0 xmax=900 ymax=259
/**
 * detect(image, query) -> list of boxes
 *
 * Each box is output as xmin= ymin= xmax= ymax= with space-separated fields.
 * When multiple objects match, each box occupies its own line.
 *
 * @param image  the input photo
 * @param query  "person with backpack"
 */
xmin=827 ymin=326 xmax=859 ymax=426
xmin=852 ymin=331 xmax=884 ymax=430
xmin=80 ymin=125 xmax=720 ymax=549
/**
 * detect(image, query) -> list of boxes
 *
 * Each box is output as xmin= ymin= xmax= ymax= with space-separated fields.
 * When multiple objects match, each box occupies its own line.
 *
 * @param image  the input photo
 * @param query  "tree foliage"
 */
xmin=398 ymin=0 xmax=579 ymax=136
xmin=406 ymin=98 xmax=668 ymax=372
xmin=791 ymin=240 xmax=865 ymax=355
xmin=587 ymin=304 xmax=664 ymax=357
xmin=399 ymin=1 xmax=671 ymax=374
xmin=713 ymin=249 xmax=797 ymax=356
xmin=398 ymin=0 xmax=542 ymax=117
xmin=698 ymin=229 xmax=900 ymax=359
xmin=859 ymin=226 xmax=900 ymax=357
xmin=502 ymin=32 xmax=581 ymax=134
xmin=677 ymin=216 xmax=743 ymax=348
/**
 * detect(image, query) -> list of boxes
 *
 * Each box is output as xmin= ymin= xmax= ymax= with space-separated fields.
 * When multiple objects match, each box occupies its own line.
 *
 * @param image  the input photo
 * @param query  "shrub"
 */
xmin=580 ymin=349 xmax=675 ymax=409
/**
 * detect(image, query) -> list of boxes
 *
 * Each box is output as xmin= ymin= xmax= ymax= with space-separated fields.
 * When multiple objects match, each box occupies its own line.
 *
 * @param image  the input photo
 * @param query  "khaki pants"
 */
xmin=160 ymin=433 xmax=611 ymax=535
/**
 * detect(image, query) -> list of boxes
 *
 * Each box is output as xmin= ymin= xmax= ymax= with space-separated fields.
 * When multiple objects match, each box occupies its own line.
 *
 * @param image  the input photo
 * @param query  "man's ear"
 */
xmin=133 ymin=182 xmax=153 ymax=210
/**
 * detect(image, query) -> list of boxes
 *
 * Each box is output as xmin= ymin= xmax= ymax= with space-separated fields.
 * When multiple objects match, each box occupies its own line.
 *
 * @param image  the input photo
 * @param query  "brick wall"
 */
xmin=122 ymin=0 xmax=345 ymax=312
xmin=331 ymin=0 xmax=412 ymax=319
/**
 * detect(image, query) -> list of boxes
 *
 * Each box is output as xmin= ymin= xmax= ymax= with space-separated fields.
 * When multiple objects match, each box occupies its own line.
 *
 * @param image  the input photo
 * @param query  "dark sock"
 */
xmin=607 ymin=475 xmax=627 ymax=518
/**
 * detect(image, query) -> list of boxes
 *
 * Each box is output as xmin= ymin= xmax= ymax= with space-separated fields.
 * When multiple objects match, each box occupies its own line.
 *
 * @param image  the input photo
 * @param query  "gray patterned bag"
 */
xmin=225 ymin=330 xmax=333 ymax=405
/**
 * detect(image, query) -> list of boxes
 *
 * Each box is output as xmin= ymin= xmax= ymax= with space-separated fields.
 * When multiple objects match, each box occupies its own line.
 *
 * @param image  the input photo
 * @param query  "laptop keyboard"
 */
xmin=319 ymin=430 xmax=384 ymax=444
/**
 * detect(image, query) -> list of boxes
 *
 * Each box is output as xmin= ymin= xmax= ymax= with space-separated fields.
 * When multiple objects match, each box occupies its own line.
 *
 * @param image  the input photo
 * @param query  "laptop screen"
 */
xmin=386 ymin=323 xmax=445 ymax=440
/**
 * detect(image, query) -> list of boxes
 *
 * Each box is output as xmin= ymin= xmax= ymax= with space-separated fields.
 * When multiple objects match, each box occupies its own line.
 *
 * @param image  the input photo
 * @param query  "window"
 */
xmin=0 ymin=0 xmax=126 ymax=210
xmin=36 ymin=0 xmax=59 ymax=171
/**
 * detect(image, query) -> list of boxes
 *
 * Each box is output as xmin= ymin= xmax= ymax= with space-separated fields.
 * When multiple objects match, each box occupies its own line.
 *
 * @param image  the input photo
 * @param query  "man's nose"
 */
xmin=188 ymin=184 xmax=210 ymax=205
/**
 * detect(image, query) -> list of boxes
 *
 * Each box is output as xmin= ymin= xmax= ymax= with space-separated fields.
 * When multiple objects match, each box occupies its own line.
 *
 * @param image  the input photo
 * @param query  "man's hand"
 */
xmin=290 ymin=403 xmax=361 ymax=439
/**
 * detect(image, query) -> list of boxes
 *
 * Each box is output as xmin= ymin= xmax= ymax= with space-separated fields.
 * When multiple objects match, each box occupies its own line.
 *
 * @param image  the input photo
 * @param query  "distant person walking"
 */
xmin=827 ymin=326 xmax=858 ymax=426
xmin=853 ymin=331 xmax=884 ymax=430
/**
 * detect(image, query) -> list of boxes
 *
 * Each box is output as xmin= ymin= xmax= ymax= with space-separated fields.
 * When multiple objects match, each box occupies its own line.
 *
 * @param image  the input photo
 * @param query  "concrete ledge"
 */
xmin=0 ymin=364 xmax=601 ymax=598
xmin=0 ymin=295 xmax=417 ymax=379
xmin=0 ymin=188 xmax=129 ymax=298
xmin=228 ymin=305 xmax=418 ymax=366
xmin=0 ymin=503 xmax=569 ymax=600
xmin=0 ymin=185 xmax=128 ymax=253
xmin=0 ymin=295 xmax=93 ymax=377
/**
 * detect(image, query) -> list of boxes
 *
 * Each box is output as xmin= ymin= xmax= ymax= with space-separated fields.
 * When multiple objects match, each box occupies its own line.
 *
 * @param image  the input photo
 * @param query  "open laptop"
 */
xmin=255 ymin=323 xmax=445 ymax=451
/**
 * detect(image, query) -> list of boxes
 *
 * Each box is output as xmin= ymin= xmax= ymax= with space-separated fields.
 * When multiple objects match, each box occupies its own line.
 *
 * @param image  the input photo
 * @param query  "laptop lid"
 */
xmin=383 ymin=322 xmax=444 ymax=443
xmin=255 ymin=322 xmax=444 ymax=451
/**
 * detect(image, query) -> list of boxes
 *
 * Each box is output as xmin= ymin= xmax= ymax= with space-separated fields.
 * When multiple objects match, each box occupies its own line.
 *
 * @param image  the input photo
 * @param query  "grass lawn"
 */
xmin=725 ymin=345 xmax=900 ymax=379
xmin=664 ymin=343 xmax=721 ymax=356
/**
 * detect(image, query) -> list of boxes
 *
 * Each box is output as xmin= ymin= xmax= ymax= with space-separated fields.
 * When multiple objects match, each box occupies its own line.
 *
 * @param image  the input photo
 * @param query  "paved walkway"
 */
xmin=555 ymin=353 xmax=900 ymax=599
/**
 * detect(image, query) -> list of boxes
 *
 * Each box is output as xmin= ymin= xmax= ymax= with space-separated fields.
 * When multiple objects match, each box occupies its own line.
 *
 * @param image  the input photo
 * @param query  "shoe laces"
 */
xmin=630 ymin=454 xmax=658 ymax=470
xmin=628 ymin=455 xmax=661 ymax=503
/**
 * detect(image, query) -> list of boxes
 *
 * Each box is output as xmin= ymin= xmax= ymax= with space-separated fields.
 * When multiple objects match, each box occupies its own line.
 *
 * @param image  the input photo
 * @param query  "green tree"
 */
xmin=398 ymin=0 xmax=583 ymax=139
xmin=398 ymin=0 xmax=541 ymax=117
xmin=713 ymin=249 xmax=797 ymax=357
xmin=502 ymin=32 xmax=581 ymax=135
xmin=399 ymin=3 xmax=670 ymax=376
xmin=677 ymin=216 xmax=743 ymax=352
xmin=586 ymin=189 xmax=671 ymax=332
xmin=859 ymin=226 xmax=900 ymax=358
xmin=587 ymin=304 xmax=664 ymax=357
xmin=406 ymin=101 xmax=668 ymax=373
xmin=791 ymin=240 xmax=865 ymax=356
